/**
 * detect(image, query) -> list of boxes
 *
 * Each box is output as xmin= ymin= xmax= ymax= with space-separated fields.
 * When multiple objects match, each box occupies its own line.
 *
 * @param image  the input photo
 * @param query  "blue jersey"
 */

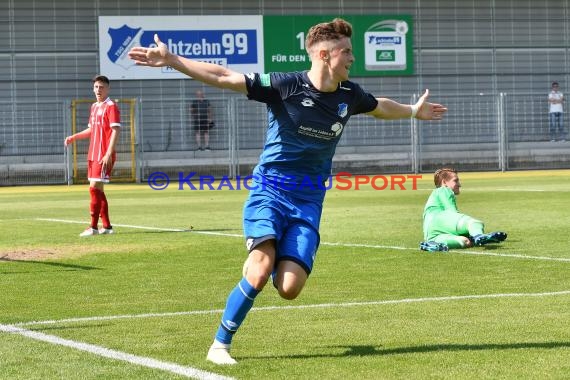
xmin=245 ymin=71 xmax=378 ymax=202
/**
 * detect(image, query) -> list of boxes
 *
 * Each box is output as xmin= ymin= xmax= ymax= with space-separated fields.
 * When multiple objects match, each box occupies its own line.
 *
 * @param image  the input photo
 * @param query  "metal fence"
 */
xmin=0 ymin=100 xmax=69 ymax=186
xmin=1 ymin=93 xmax=569 ymax=186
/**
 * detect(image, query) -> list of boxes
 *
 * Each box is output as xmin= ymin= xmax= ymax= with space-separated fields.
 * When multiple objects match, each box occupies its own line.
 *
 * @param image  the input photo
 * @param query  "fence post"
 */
xmin=132 ymin=98 xmax=141 ymax=183
xmin=63 ymin=100 xmax=72 ymax=185
xmin=411 ymin=93 xmax=420 ymax=173
xmin=498 ymin=92 xmax=507 ymax=172
xmin=228 ymin=97 xmax=237 ymax=179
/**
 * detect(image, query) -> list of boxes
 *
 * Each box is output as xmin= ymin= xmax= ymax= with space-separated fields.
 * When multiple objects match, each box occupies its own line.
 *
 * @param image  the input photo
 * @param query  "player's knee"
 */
xmin=246 ymin=269 xmax=271 ymax=290
xmin=275 ymin=274 xmax=306 ymax=300
xmin=277 ymin=283 xmax=303 ymax=300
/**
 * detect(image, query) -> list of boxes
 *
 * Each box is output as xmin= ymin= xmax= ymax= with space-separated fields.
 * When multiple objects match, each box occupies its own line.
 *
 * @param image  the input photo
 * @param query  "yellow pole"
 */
xmin=129 ymin=99 xmax=136 ymax=182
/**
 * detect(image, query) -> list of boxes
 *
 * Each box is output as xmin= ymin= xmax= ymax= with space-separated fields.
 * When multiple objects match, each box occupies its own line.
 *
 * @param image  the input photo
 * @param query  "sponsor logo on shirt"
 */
xmin=298 ymin=124 xmax=341 ymax=140
xmin=331 ymin=122 xmax=344 ymax=136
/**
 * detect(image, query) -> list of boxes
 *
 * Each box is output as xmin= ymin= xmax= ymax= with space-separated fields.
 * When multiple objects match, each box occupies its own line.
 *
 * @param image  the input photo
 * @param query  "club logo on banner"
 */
xmin=99 ymin=16 xmax=264 ymax=80
xmin=106 ymin=25 xmax=143 ymax=70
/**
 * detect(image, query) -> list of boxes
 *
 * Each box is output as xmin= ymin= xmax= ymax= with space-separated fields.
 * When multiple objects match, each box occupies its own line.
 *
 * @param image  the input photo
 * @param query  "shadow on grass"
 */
xmin=242 ymin=341 xmax=570 ymax=360
xmin=0 ymin=259 xmax=99 ymax=272
xmin=480 ymin=244 xmax=506 ymax=251
xmin=113 ymin=228 xmax=239 ymax=235
xmin=30 ymin=323 xmax=110 ymax=331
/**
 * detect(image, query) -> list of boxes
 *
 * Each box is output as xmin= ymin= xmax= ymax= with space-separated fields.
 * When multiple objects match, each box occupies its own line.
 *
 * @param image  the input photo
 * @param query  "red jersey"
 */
xmin=87 ymin=98 xmax=121 ymax=162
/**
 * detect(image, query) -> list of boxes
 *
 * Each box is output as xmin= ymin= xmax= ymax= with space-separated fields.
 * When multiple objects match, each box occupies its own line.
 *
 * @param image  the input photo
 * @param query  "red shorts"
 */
xmin=87 ymin=160 xmax=115 ymax=183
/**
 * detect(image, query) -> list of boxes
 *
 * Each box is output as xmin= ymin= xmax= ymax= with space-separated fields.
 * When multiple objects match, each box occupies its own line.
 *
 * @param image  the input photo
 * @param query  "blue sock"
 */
xmin=215 ymin=277 xmax=260 ymax=344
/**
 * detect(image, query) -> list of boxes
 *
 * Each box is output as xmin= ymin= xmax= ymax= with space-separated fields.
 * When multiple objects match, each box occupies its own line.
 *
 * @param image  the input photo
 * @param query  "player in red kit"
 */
xmin=65 ymin=75 xmax=121 ymax=237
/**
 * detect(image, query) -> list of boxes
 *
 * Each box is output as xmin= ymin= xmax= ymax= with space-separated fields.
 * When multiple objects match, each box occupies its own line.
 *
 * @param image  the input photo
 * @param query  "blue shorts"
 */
xmin=243 ymin=185 xmax=322 ymax=275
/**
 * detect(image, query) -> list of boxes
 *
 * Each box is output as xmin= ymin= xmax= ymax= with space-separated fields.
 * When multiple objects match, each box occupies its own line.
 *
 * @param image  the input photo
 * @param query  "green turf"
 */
xmin=1 ymin=170 xmax=569 ymax=379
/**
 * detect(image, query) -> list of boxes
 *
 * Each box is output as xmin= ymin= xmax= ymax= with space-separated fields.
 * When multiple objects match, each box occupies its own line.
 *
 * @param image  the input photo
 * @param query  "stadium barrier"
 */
xmin=0 ymin=93 xmax=569 ymax=186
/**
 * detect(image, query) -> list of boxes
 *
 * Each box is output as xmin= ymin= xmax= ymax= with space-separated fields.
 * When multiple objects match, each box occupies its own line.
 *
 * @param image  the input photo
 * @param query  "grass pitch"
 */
xmin=1 ymin=170 xmax=569 ymax=379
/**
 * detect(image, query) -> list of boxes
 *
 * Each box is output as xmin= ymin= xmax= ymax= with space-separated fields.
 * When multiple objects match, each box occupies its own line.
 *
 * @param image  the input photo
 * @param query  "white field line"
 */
xmin=34 ymin=217 xmax=242 ymax=237
xmin=13 ymin=289 xmax=570 ymax=328
xmin=0 ymin=324 xmax=233 ymax=380
xmin=33 ymin=218 xmax=570 ymax=263
xmin=448 ymin=249 xmax=570 ymax=262
xmin=7 ymin=290 xmax=569 ymax=378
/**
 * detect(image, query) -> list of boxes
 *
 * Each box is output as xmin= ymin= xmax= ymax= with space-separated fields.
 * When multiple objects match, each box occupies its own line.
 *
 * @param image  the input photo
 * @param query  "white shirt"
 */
xmin=548 ymin=90 xmax=564 ymax=113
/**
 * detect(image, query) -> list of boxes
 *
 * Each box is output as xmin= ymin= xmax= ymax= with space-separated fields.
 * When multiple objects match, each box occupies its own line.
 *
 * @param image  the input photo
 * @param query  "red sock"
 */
xmin=89 ymin=187 xmax=102 ymax=229
xmin=99 ymin=191 xmax=111 ymax=229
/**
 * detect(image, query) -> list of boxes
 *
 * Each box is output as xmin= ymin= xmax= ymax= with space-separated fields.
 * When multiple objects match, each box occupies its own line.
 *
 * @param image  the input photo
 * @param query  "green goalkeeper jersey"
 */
xmin=422 ymin=186 xmax=461 ymax=240
xmin=422 ymin=186 xmax=488 ymax=247
xmin=423 ymin=186 xmax=458 ymax=218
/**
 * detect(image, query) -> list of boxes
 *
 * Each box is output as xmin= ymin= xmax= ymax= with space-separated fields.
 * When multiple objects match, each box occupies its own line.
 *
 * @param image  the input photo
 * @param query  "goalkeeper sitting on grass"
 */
xmin=420 ymin=168 xmax=507 ymax=252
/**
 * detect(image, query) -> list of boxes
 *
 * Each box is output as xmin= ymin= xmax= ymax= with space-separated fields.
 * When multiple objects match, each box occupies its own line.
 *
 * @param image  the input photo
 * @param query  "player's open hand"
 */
xmin=415 ymin=89 xmax=448 ymax=120
xmin=128 ymin=34 xmax=171 ymax=67
xmin=100 ymin=155 xmax=112 ymax=175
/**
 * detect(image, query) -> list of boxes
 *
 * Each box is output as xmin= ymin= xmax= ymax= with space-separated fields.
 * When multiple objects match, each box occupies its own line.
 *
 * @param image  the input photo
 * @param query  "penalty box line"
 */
xmin=34 ymin=218 xmax=570 ymax=263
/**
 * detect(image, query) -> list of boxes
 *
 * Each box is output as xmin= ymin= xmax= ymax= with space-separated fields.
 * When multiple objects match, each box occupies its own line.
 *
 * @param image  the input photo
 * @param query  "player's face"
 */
xmin=93 ymin=81 xmax=110 ymax=103
xmin=443 ymin=173 xmax=461 ymax=195
xmin=328 ymin=37 xmax=354 ymax=82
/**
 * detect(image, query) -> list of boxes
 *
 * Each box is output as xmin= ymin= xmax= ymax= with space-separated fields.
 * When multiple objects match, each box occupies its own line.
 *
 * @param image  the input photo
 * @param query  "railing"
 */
xmin=0 ymin=93 xmax=568 ymax=186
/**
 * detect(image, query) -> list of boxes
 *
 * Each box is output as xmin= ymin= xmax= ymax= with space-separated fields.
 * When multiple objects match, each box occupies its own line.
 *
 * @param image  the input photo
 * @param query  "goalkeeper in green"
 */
xmin=420 ymin=168 xmax=507 ymax=252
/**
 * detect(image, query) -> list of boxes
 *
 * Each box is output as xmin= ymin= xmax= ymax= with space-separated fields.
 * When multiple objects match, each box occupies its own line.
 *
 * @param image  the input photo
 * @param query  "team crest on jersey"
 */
xmin=337 ymin=103 xmax=348 ymax=117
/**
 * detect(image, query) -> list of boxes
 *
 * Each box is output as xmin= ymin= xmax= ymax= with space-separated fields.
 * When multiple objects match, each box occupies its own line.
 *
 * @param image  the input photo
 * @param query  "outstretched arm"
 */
xmin=64 ymin=127 xmax=91 ymax=146
xmin=367 ymin=89 xmax=447 ymax=120
xmin=128 ymin=34 xmax=247 ymax=94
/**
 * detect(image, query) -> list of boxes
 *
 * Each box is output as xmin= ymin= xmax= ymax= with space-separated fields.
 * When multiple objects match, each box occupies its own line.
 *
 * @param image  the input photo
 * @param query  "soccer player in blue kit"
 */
xmin=129 ymin=18 xmax=448 ymax=365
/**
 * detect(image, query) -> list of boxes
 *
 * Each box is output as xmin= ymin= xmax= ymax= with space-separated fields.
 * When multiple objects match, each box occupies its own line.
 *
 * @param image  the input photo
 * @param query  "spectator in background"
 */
xmin=548 ymin=81 xmax=565 ymax=142
xmin=191 ymin=89 xmax=213 ymax=151
xmin=64 ymin=75 xmax=121 ymax=237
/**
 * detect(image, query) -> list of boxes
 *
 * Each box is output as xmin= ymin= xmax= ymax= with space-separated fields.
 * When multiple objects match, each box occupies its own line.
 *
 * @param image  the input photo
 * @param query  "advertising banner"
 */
xmin=99 ymin=15 xmax=412 ymax=79
xmin=99 ymin=16 xmax=264 ymax=79
xmin=263 ymin=15 xmax=413 ymax=76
